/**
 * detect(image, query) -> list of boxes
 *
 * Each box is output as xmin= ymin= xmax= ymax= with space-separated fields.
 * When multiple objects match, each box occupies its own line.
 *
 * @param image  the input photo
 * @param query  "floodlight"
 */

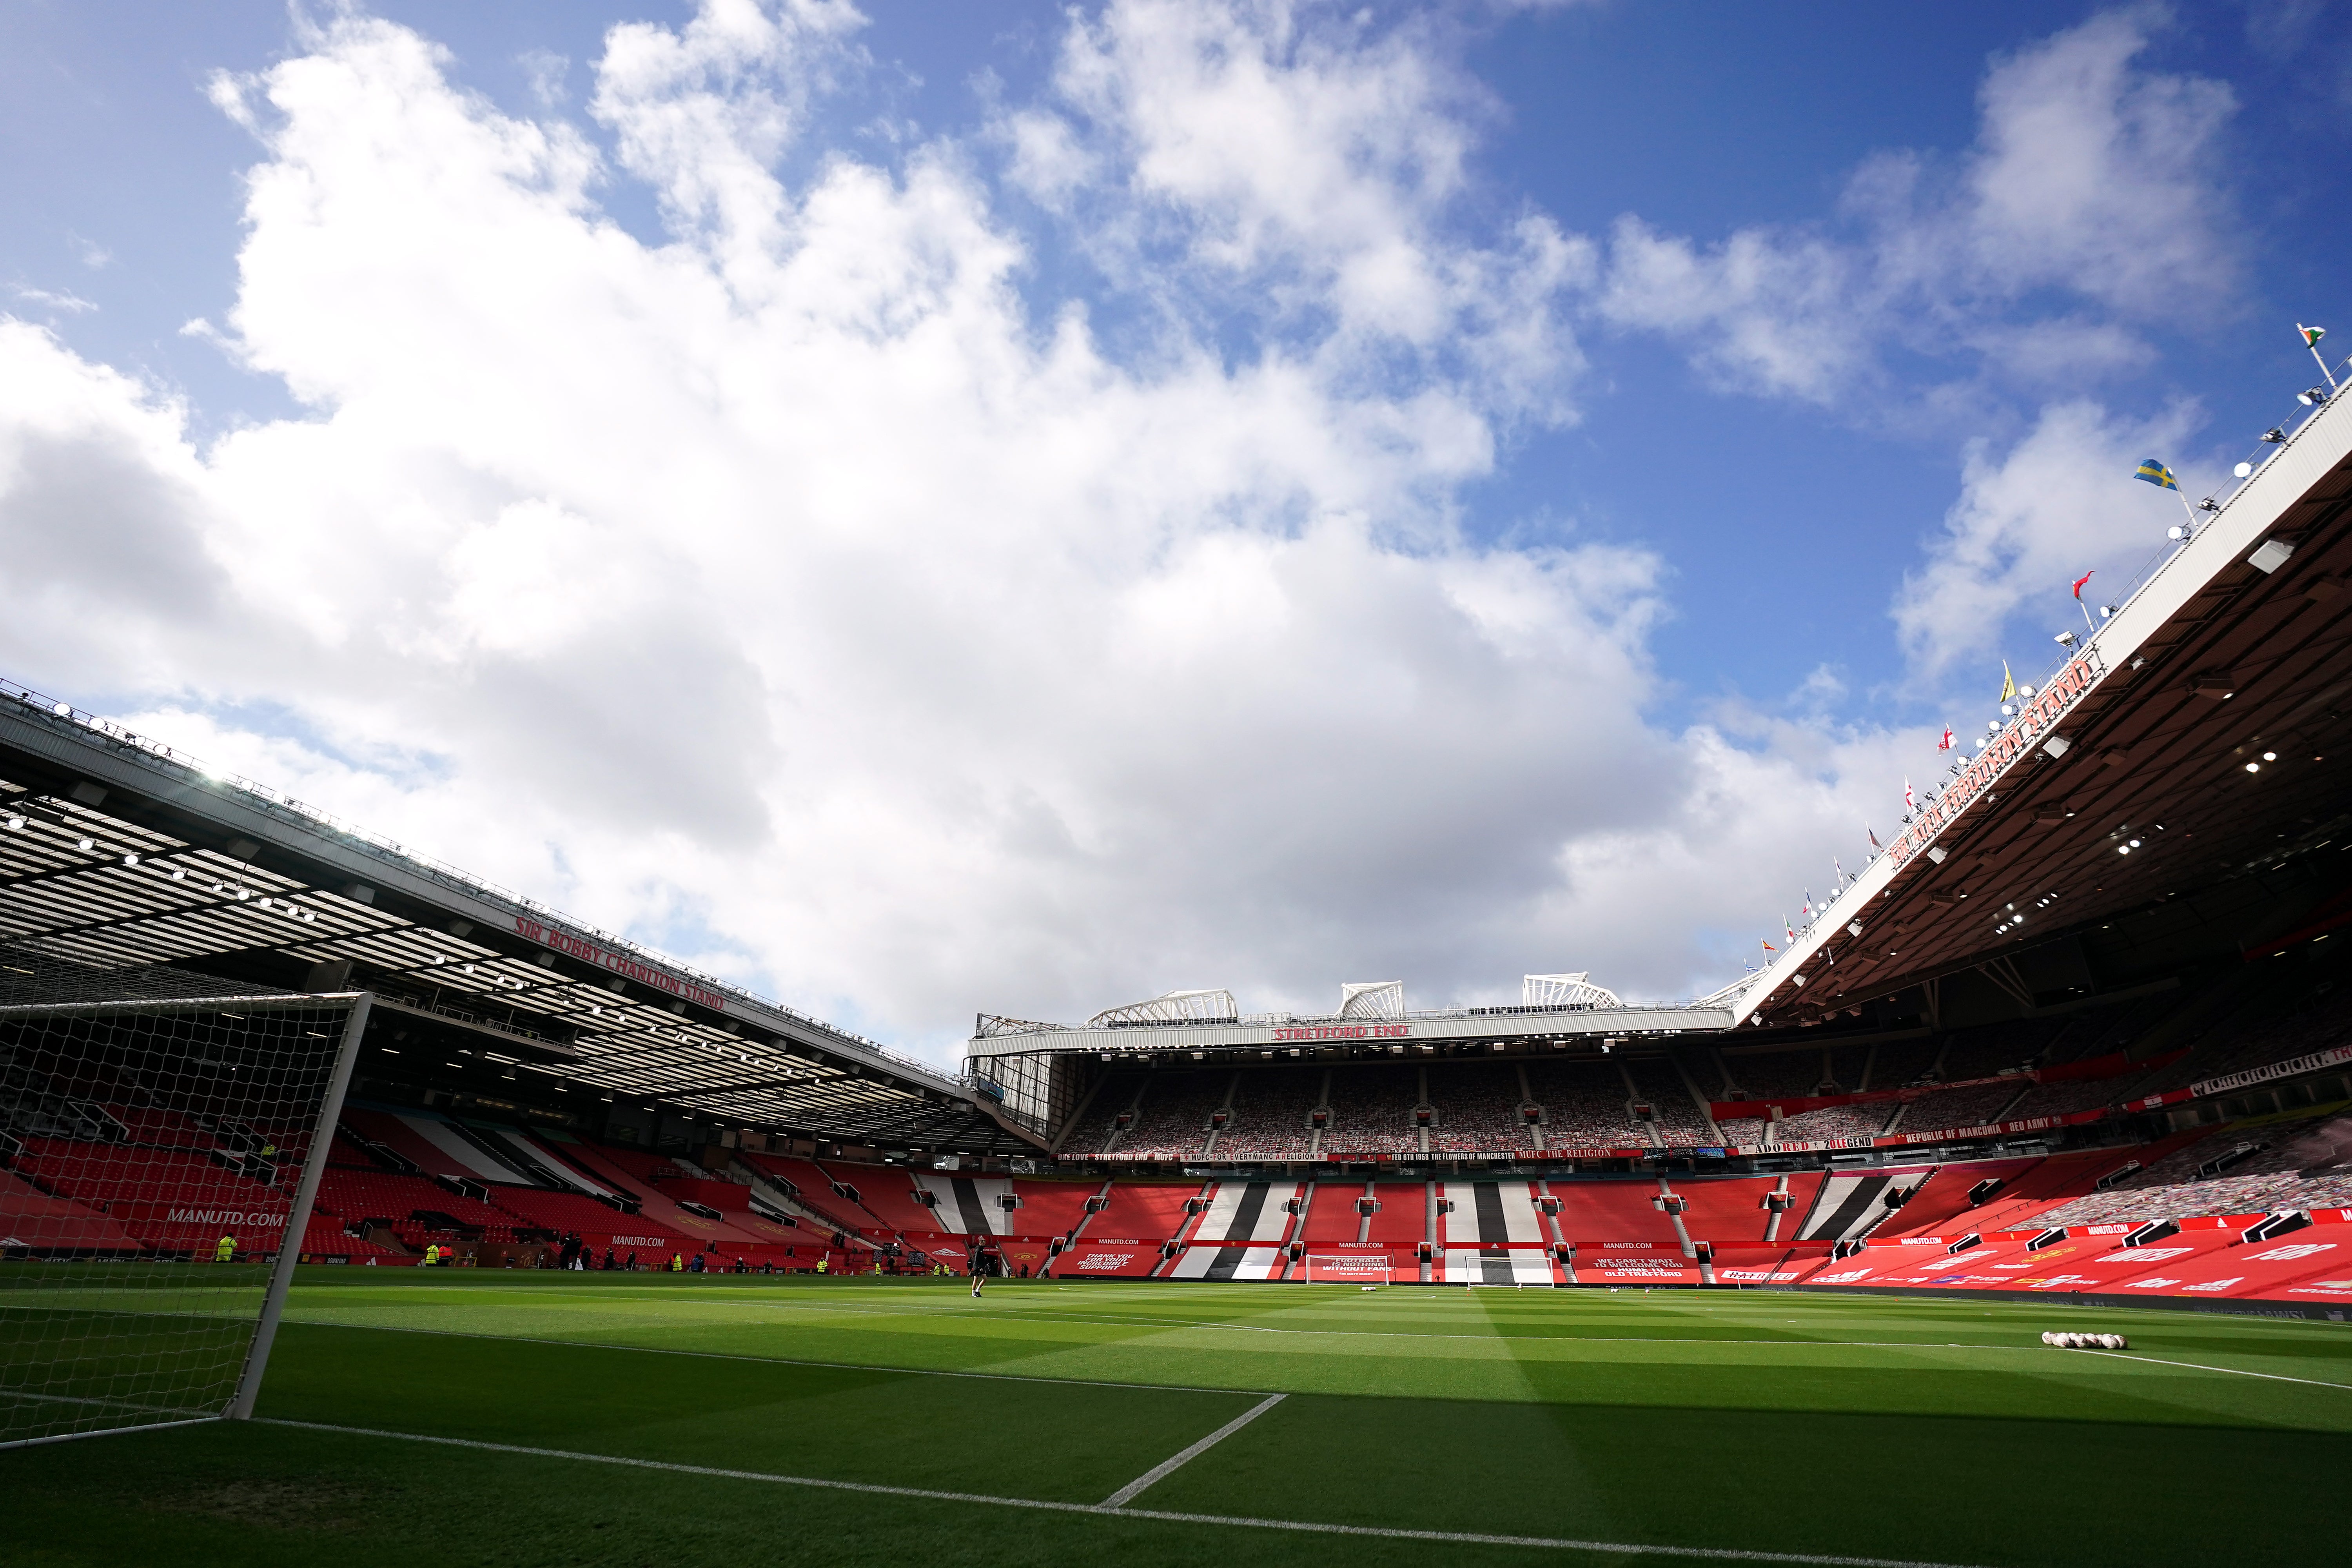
xmin=2198 ymin=497 xmax=2220 ymax=513
xmin=2055 ymin=630 xmax=2077 ymax=646
xmin=2128 ymin=838 xmax=2141 ymax=848
xmin=2263 ymin=751 xmax=2276 ymax=761
xmin=2000 ymin=703 xmax=2015 ymax=717
xmin=2300 ymin=387 xmax=2330 ymax=407
xmin=2167 ymin=525 xmax=2187 ymax=541
xmin=2246 ymin=762 xmax=2260 ymax=773
xmin=2263 ymin=427 xmax=2287 ymax=443
xmin=2235 ymin=462 xmax=2253 ymax=478
xmin=75 ymin=837 xmax=92 ymax=852
xmin=2099 ymin=604 xmax=2117 ymax=619
xmin=2019 ymin=684 xmax=2036 ymax=697
xmin=121 ymin=853 xmax=138 ymax=867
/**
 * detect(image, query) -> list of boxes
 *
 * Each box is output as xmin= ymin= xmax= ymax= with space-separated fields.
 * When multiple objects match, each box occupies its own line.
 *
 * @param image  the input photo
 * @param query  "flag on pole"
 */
xmin=1833 ymin=857 xmax=1847 ymax=884
xmin=1867 ymin=826 xmax=1881 ymax=850
xmin=2135 ymin=458 xmax=2179 ymax=491
xmin=2304 ymin=325 xmax=2328 ymax=349
xmin=1761 ymin=938 xmax=1775 ymax=954
xmin=1784 ymin=918 xmax=1796 ymax=943
xmin=2072 ymin=570 xmax=2094 ymax=600
xmin=1904 ymin=778 xmax=1916 ymax=812
xmin=1938 ymin=724 xmax=1953 ymax=751
xmin=2000 ymin=661 xmax=2016 ymax=703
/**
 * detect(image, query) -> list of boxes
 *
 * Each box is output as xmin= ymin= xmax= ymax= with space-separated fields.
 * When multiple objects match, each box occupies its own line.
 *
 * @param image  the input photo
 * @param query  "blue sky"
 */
xmin=1 ymin=1 xmax=2347 ymax=1058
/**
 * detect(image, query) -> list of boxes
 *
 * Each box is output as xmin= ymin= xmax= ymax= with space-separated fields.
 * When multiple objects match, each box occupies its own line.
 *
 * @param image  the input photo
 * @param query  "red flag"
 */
xmin=2072 ymin=570 xmax=2094 ymax=600
xmin=1938 ymin=724 xmax=1953 ymax=751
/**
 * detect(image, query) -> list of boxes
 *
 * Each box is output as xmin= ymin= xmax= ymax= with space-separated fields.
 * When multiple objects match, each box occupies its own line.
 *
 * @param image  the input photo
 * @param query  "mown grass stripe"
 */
xmin=255 ymin=1416 xmax=1993 ymax=1568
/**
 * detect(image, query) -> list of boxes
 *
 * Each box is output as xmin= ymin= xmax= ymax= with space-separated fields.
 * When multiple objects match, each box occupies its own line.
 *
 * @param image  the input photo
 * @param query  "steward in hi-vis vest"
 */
xmin=214 ymin=1235 xmax=236 ymax=1263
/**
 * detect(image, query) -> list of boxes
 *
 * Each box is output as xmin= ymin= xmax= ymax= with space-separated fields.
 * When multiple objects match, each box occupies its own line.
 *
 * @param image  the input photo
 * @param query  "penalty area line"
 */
xmin=254 ymin=1417 xmax=1993 ymax=1568
xmin=1100 ymin=1392 xmax=1285 ymax=1507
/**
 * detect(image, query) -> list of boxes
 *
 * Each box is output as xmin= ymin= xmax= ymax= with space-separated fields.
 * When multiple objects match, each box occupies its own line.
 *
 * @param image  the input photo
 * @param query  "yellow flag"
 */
xmin=2000 ymin=661 xmax=2016 ymax=702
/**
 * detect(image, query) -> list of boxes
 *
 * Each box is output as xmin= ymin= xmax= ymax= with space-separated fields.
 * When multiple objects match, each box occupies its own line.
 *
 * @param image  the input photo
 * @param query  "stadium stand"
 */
xmin=2031 ymin=1111 xmax=2352 ymax=1225
xmin=1114 ymin=1072 xmax=1225 ymax=1161
xmin=0 ymin=1165 xmax=138 ymax=1251
xmin=1772 ymin=1100 xmax=1897 ymax=1143
xmin=1060 ymin=1069 xmax=1146 ymax=1156
xmin=1318 ymin=1066 xmax=1419 ymax=1158
xmin=1523 ymin=1058 xmax=1647 ymax=1147
xmin=734 ymin=1152 xmax=878 ymax=1240
xmin=1622 ymin=1057 xmax=1713 ymax=1145
xmin=1669 ymin=1172 xmax=1828 ymax=1244
xmin=1213 ymin=1067 xmax=1321 ymax=1160
xmin=1555 ymin=1178 xmax=1684 ymax=1247
xmin=1426 ymin=1064 xmax=1532 ymax=1153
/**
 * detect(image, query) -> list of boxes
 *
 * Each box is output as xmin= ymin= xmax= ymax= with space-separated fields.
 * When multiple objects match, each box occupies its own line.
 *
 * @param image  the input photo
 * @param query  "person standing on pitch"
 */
xmin=967 ymin=1236 xmax=987 ymax=1298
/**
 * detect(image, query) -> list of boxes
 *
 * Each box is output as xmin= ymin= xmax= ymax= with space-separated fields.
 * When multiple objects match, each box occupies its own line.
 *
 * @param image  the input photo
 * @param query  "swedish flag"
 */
xmin=2135 ymin=458 xmax=2179 ymax=491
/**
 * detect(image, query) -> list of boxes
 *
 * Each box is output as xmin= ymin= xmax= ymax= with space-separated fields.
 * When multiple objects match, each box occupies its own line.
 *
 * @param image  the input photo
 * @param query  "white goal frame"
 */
xmin=1303 ymin=1254 xmax=1392 ymax=1284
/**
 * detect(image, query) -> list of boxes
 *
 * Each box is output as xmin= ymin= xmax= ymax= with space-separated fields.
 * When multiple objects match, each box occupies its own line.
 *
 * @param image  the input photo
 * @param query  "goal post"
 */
xmin=1303 ymin=1254 xmax=1392 ymax=1285
xmin=0 ymin=951 xmax=370 ymax=1450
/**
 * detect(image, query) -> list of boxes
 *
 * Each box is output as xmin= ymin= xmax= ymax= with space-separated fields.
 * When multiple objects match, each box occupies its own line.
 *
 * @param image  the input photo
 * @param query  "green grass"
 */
xmin=4 ymin=1270 xmax=2349 ymax=1566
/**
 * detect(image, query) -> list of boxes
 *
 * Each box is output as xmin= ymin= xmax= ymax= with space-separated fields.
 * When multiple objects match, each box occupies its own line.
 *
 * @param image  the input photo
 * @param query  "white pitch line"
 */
xmin=254 ymin=1416 xmax=1992 ymax=1568
xmin=2072 ymin=1348 xmax=2352 ymax=1390
xmin=1099 ymin=1392 xmax=1285 ymax=1507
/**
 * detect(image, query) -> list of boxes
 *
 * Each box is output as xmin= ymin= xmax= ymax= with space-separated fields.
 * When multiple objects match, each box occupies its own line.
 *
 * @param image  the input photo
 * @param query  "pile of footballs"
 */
xmin=2041 ymin=1331 xmax=2129 ymax=1350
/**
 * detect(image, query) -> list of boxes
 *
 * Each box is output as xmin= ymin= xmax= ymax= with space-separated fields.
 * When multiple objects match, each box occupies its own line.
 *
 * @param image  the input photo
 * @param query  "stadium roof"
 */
xmin=1742 ymin=388 xmax=2352 ymax=1028
xmin=0 ymin=696 xmax=1037 ymax=1153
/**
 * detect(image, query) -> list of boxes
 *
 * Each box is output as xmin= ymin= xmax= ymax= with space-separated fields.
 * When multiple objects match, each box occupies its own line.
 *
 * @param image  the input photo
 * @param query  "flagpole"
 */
xmin=2302 ymin=325 xmax=2337 ymax=392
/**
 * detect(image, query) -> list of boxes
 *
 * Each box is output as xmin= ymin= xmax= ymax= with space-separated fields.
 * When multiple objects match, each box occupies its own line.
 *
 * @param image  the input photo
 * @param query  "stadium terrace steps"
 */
xmin=737 ymin=1154 xmax=887 ymax=1243
xmin=0 ymin=1164 xmax=138 ymax=1250
xmin=1436 ymin=1179 xmax=1555 ymax=1283
xmin=1167 ymin=1179 xmax=1301 ymax=1279
xmin=550 ymin=1142 xmax=768 ymax=1250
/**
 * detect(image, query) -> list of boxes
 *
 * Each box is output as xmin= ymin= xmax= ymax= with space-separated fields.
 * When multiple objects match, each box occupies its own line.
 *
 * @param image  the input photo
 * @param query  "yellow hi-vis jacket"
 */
xmin=214 ymin=1236 xmax=236 ymax=1263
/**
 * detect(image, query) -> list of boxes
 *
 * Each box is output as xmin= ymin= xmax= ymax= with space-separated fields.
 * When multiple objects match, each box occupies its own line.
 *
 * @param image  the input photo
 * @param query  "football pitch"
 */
xmin=4 ymin=1271 xmax=2348 ymax=1568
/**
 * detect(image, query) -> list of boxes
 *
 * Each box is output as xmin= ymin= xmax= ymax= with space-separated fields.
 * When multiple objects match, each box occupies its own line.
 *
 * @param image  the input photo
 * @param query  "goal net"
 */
xmin=0 ymin=944 xmax=367 ymax=1449
xmin=1304 ymin=1254 xmax=1392 ymax=1284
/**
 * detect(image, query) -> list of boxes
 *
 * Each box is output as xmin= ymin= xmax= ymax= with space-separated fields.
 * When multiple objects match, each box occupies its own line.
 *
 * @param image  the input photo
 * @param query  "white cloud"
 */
xmin=1016 ymin=0 xmax=1593 ymax=424
xmin=1598 ymin=9 xmax=2238 ymax=403
xmin=1893 ymin=397 xmax=2204 ymax=683
xmin=10 ymin=286 xmax=98 ymax=315
xmin=0 ymin=2 xmax=1920 ymax=1059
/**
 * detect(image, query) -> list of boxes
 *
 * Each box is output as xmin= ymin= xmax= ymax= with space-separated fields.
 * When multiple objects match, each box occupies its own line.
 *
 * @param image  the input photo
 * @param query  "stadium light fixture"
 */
xmin=2168 ymin=525 xmax=2188 ymax=541
xmin=2300 ymin=386 xmax=2329 ymax=407
xmin=2098 ymin=604 xmax=2117 ymax=619
xmin=2246 ymin=762 xmax=2260 ymax=773
xmin=2236 ymin=462 xmax=2254 ymax=478
xmin=75 ymin=837 xmax=93 ymax=851
xmin=2055 ymin=630 xmax=2077 ymax=646
xmin=2264 ymin=426 xmax=2288 ymax=443
xmin=2263 ymin=751 xmax=2277 ymax=761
